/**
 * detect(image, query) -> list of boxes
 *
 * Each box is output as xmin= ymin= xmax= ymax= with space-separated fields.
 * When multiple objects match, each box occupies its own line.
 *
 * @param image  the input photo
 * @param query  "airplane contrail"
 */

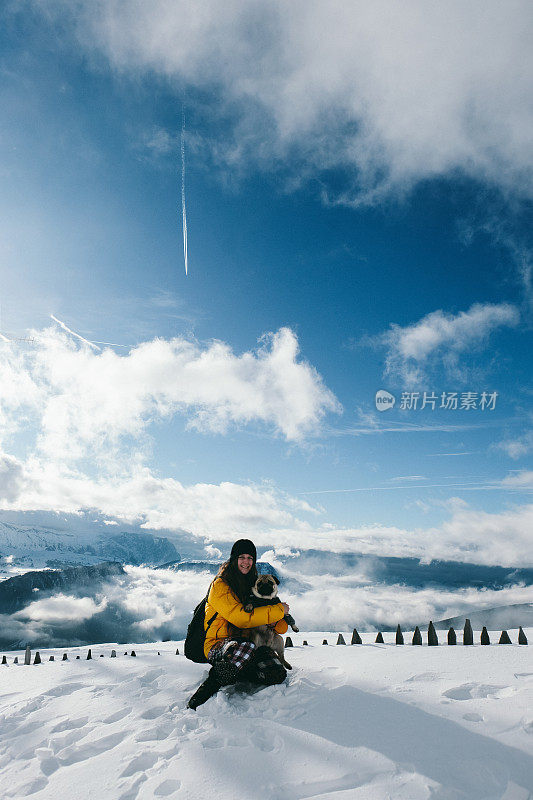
xmin=50 ymin=314 xmax=101 ymax=351
xmin=181 ymin=107 xmax=188 ymax=276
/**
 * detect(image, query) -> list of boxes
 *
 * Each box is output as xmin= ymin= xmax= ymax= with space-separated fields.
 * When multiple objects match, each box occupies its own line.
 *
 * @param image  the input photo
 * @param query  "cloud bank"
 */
xmin=35 ymin=0 xmax=533 ymax=203
xmin=2 ymin=564 xmax=531 ymax=648
xmin=2 ymin=457 xmax=533 ymax=567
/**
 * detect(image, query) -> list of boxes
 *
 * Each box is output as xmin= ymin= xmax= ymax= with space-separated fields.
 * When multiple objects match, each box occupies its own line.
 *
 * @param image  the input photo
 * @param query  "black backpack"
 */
xmin=184 ymin=588 xmax=218 ymax=663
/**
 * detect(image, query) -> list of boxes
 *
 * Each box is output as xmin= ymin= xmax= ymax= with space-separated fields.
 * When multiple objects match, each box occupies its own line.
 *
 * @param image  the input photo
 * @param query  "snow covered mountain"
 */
xmin=0 ymin=521 xmax=180 ymax=577
xmin=0 ymin=561 xmax=125 ymax=616
xmin=435 ymin=602 xmax=533 ymax=631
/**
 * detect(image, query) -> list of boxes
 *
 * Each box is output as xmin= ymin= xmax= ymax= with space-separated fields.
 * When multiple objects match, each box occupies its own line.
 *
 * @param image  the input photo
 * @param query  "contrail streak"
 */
xmin=181 ymin=107 xmax=188 ymax=276
xmin=50 ymin=314 xmax=101 ymax=351
xmin=298 ymin=480 xmax=510 ymax=494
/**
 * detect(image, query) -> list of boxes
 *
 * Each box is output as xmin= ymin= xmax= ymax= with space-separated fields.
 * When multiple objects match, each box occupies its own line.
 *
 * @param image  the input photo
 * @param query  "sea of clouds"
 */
xmin=2 ymin=556 xmax=531 ymax=650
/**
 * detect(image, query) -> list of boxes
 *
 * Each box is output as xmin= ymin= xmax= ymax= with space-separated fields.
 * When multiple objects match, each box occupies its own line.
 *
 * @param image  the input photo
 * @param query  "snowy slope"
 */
xmin=0 ymin=631 xmax=531 ymax=800
xmin=0 ymin=522 xmax=179 ymax=577
xmin=435 ymin=603 xmax=533 ymax=632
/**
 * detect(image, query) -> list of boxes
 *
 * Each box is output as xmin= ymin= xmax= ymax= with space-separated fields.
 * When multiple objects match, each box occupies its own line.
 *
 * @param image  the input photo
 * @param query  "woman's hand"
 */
xmin=281 ymin=602 xmax=290 ymax=614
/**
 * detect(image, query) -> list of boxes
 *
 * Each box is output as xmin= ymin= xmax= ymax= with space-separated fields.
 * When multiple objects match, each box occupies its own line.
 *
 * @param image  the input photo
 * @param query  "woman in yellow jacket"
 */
xmin=187 ymin=539 xmax=290 ymax=709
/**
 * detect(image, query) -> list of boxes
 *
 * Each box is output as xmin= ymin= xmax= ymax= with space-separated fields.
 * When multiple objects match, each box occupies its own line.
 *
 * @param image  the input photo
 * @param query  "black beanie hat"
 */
xmin=230 ymin=539 xmax=257 ymax=562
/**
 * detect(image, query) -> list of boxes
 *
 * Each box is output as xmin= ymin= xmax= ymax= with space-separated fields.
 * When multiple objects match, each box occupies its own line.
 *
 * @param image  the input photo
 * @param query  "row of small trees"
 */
xmin=285 ymin=619 xmax=529 ymax=646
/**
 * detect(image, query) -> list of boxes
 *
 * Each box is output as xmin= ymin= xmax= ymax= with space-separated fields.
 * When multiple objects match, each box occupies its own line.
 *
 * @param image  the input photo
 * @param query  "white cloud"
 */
xmin=501 ymin=470 xmax=533 ymax=489
xmin=14 ymin=593 xmax=107 ymax=623
xmin=0 ymin=453 xmax=26 ymax=502
xmin=282 ymin=581 xmax=533 ymax=633
xmin=0 ymin=322 xmax=340 ymax=550
xmin=204 ymin=544 xmax=222 ymax=559
xmin=3 ymin=455 xmax=533 ymax=567
xmin=0 ymin=457 xmax=320 ymax=541
xmin=37 ymin=0 xmax=533 ymax=203
xmin=3 ymin=562 xmax=531 ymax=648
xmin=0 ymin=321 xmax=530 ymax=568
xmin=0 ymin=324 xmax=340 ymax=465
xmin=380 ymin=302 xmax=520 ymax=385
xmin=496 ymin=430 xmax=533 ymax=459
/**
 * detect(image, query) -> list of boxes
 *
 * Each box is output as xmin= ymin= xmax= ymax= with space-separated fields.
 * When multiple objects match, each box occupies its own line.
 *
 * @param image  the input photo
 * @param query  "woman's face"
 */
xmin=237 ymin=554 xmax=254 ymax=575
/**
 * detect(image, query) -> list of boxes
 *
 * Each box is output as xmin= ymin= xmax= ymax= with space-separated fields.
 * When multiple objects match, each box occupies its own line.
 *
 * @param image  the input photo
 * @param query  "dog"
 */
xmin=241 ymin=574 xmax=298 ymax=670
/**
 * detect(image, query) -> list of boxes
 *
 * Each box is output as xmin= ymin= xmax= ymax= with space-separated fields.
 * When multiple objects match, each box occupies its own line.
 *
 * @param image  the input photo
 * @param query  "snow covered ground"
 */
xmin=0 ymin=631 xmax=531 ymax=800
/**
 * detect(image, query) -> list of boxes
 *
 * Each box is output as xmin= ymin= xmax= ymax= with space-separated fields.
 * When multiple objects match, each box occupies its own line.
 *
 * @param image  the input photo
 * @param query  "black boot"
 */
xmin=187 ymin=669 xmax=221 ymax=710
xmin=242 ymin=645 xmax=287 ymax=686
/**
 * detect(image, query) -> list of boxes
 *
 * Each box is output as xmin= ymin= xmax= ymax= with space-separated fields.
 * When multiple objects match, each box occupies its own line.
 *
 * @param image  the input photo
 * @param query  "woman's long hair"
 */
xmin=217 ymin=558 xmax=258 ymax=605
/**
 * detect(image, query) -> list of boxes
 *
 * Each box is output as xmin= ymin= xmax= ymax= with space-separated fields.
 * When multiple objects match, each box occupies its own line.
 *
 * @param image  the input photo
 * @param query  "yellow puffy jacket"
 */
xmin=203 ymin=576 xmax=288 ymax=658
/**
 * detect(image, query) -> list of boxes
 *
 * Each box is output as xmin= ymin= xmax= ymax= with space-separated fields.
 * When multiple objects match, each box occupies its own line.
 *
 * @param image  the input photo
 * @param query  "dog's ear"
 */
xmin=273 ymin=575 xmax=280 ymax=585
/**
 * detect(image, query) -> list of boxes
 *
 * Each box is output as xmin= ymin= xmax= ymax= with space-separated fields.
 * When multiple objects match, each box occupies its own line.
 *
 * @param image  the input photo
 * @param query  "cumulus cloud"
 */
xmin=33 ymin=0 xmax=533 ymax=203
xmin=14 ymin=594 xmax=107 ymax=623
xmin=378 ymin=302 xmax=520 ymax=385
xmin=0 ymin=324 xmax=340 ymax=464
xmin=0 ymin=322 xmax=339 ymax=540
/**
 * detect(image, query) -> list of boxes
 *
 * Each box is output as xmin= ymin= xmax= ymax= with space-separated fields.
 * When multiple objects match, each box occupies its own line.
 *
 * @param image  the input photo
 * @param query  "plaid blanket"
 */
xmin=208 ymin=639 xmax=286 ymax=687
xmin=208 ymin=639 xmax=256 ymax=670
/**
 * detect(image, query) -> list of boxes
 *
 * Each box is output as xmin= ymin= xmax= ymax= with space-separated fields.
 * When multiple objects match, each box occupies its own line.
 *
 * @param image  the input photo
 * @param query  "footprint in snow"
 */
xmin=56 ymin=730 xmax=127 ymax=765
xmin=139 ymin=668 xmax=165 ymax=686
xmin=406 ymin=672 xmax=439 ymax=682
xmin=39 ymin=755 xmax=61 ymax=776
xmin=200 ymin=735 xmax=225 ymax=749
xmin=135 ymin=722 xmax=175 ymax=742
xmin=140 ymin=705 xmax=168 ymax=720
xmin=118 ymin=773 xmax=147 ymax=800
xmin=154 ymin=779 xmax=181 ymax=796
xmin=442 ymin=683 xmax=506 ymax=701
xmin=49 ymin=728 xmax=88 ymax=753
xmin=6 ymin=776 xmax=48 ymax=797
xmin=251 ymin=726 xmax=282 ymax=753
xmin=103 ymin=707 xmax=133 ymax=724
xmin=179 ymin=716 xmax=200 ymax=733
xmin=44 ymin=682 xmax=86 ymax=697
xmin=121 ymin=751 xmax=159 ymax=777
xmin=51 ymin=715 xmax=89 ymax=732
xmin=224 ymin=734 xmax=248 ymax=747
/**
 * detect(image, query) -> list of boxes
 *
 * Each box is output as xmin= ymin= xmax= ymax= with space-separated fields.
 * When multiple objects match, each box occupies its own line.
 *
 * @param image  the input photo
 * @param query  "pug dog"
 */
xmin=241 ymin=574 xmax=298 ymax=670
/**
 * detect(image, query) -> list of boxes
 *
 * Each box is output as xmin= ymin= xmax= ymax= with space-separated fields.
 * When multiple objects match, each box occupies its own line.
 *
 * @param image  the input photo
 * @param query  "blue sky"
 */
xmin=0 ymin=2 xmax=532 ymax=566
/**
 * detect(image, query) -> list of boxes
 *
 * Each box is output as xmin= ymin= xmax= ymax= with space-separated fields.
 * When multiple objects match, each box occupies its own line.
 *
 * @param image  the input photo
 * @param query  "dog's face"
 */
xmin=251 ymin=573 xmax=280 ymax=600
